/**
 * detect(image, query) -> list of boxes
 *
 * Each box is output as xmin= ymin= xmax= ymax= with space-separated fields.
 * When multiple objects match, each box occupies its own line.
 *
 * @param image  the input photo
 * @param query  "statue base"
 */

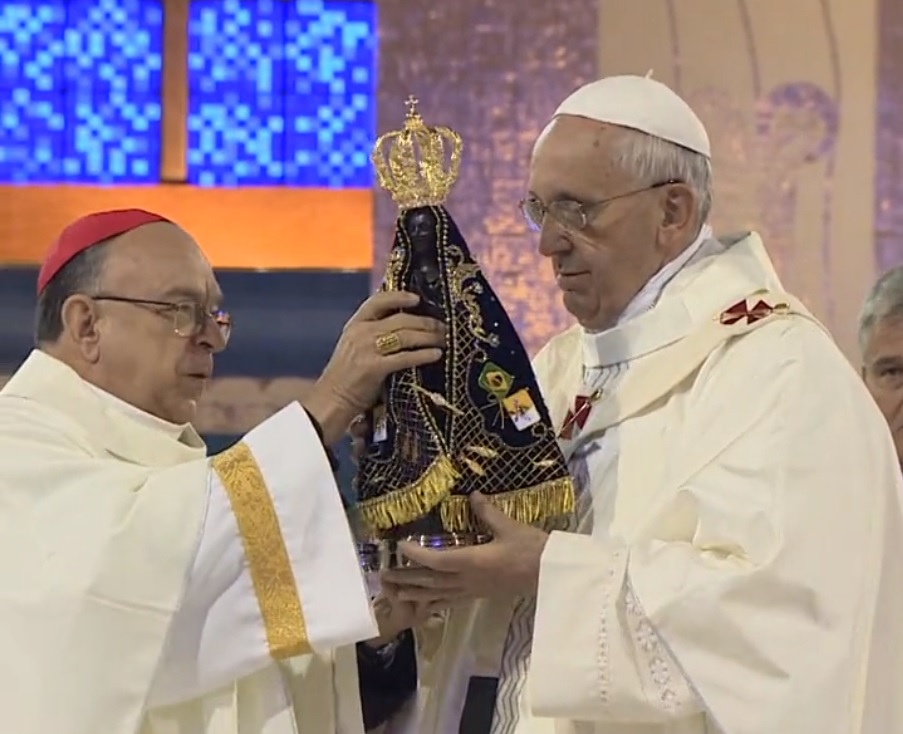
xmin=358 ymin=532 xmax=492 ymax=574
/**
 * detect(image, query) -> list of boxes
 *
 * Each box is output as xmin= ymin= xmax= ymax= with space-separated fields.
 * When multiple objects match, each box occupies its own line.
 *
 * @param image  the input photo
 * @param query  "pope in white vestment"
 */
xmin=381 ymin=76 xmax=903 ymax=734
xmin=0 ymin=208 xmax=446 ymax=734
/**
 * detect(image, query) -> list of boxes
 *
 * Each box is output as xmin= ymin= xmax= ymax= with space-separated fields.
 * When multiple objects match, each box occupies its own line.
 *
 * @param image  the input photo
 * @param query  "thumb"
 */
xmin=469 ymin=491 xmax=516 ymax=535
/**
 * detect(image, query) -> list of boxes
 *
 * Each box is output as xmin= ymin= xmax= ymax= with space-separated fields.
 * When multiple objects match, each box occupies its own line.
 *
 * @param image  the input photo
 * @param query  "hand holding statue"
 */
xmin=304 ymin=291 xmax=445 ymax=443
xmin=381 ymin=492 xmax=551 ymax=605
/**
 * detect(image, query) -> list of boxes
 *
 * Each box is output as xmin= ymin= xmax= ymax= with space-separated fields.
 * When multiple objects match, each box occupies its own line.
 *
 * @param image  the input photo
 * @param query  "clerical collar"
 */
xmin=86 ymin=383 xmax=190 ymax=440
xmin=581 ymin=224 xmax=718 ymax=368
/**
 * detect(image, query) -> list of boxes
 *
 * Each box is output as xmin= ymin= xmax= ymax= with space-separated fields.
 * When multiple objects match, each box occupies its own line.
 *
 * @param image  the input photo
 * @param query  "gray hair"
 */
xmin=858 ymin=265 xmax=903 ymax=354
xmin=613 ymin=128 xmax=713 ymax=225
xmin=34 ymin=240 xmax=111 ymax=345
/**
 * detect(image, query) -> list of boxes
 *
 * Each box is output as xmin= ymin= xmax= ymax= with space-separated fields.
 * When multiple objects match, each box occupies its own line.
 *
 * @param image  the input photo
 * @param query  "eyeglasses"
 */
xmin=519 ymin=179 xmax=681 ymax=233
xmin=91 ymin=295 xmax=232 ymax=345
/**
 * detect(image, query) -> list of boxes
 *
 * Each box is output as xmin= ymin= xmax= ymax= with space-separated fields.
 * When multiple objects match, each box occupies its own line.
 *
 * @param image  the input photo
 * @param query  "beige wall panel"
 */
xmin=597 ymin=0 xmax=877 ymax=359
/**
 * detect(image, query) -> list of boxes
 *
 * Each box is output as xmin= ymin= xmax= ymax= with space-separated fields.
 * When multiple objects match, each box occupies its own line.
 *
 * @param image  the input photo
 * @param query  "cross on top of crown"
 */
xmin=371 ymin=96 xmax=462 ymax=209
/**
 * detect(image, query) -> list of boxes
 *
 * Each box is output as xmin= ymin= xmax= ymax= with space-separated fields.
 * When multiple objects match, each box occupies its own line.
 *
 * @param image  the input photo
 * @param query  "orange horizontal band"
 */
xmin=0 ymin=184 xmax=373 ymax=270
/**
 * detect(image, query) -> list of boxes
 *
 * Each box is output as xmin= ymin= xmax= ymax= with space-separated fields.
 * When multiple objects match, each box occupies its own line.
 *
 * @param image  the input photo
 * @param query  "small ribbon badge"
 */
xmin=558 ymin=389 xmax=603 ymax=440
xmin=718 ymin=296 xmax=789 ymax=326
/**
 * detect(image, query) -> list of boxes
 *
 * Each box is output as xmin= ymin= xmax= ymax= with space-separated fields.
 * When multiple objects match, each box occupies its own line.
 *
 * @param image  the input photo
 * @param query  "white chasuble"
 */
xmin=0 ymin=350 xmax=377 ymax=734
xmin=394 ymin=231 xmax=903 ymax=734
xmin=489 ymin=227 xmax=719 ymax=734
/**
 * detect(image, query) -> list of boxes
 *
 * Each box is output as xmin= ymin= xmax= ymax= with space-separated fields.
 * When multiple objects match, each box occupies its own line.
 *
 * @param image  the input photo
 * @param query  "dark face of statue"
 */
xmin=401 ymin=209 xmax=443 ymax=318
xmin=405 ymin=209 xmax=438 ymax=253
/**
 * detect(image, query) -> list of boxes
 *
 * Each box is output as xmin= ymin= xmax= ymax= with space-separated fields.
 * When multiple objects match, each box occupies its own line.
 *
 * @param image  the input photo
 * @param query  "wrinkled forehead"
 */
xmin=866 ymin=315 xmax=903 ymax=359
xmin=528 ymin=117 xmax=629 ymax=198
xmin=101 ymin=222 xmax=223 ymax=302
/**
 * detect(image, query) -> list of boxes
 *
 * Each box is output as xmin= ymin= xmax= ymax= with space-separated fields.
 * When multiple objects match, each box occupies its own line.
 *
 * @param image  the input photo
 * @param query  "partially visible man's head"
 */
xmin=860 ymin=265 xmax=903 ymax=461
xmin=36 ymin=209 xmax=229 ymax=425
xmin=526 ymin=75 xmax=713 ymax=331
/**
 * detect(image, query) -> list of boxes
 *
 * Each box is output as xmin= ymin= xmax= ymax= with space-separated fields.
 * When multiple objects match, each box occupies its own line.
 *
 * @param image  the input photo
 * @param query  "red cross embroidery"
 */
xmin=719 ymin=298 xmax=776 ymax=325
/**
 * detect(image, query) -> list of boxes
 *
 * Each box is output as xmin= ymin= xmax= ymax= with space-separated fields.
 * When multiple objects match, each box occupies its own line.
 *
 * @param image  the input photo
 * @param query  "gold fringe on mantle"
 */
xmin=439 ymin=476 xmax=575 ymax=533
xmin=357 ymin=454 xmax=460 ymax=530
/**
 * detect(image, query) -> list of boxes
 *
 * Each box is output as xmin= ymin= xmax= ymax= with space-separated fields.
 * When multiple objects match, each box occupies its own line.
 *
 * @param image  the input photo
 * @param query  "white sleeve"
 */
xmin=530 ymin=321 xmax=898 ymax=732
xmin=529 ymin=533 xmax=701 ymax=722
xmin=148 ymin=402 xmax=377 ymax=708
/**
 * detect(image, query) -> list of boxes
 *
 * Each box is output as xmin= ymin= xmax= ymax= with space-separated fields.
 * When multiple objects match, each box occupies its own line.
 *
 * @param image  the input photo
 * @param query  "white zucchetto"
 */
xmin=551 ymin=74 xmax=711 ymax=158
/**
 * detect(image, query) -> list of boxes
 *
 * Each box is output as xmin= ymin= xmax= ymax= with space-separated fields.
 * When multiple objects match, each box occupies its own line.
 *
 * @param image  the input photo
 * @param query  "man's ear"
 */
xmin=660 ymin=184 xmax=694 ymax=230
xmin=657 ymin=184 xmax=697 ymax=258
xmin=60 ymin=295 xmax=102 ymax=360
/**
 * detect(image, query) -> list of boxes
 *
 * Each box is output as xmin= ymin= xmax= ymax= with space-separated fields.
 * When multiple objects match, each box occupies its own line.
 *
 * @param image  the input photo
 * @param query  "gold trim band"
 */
xmin=357 ymin=453 xmax=460 ymax=530
xmin=440 ymin=477 xmax=575 ymax=532
xmin=212 ymin=441 xmax=311 ymax=658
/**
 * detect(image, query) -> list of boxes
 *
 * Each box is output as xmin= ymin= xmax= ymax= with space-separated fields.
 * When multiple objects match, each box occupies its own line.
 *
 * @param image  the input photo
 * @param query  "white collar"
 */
xmin=581 ymin=224 xmax=716 ymax=367
xmin=573 ymin=231 xmax=784 ymax=368
xmin=86 ymin=383 xmax=190 ymax=440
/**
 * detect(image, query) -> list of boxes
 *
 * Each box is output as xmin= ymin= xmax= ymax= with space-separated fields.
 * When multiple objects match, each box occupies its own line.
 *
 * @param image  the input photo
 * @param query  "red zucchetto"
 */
xmin=37 ymin=208 xmax=172 ymax=294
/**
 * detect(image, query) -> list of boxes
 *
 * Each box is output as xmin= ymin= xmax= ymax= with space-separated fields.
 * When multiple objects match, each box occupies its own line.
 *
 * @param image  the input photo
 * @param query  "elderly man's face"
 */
xmin=527 ymin=117 xmax=695 ymax=331
xmin=863 ymin=316 xmax=903 ymax=462
xmin=85 ymin=222 xmax=227 ymax=424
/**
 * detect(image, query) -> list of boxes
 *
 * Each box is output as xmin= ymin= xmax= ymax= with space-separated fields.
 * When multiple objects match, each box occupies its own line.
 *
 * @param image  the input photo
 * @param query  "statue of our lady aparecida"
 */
xmin=355 ymin=98 xmax=574 ymax=571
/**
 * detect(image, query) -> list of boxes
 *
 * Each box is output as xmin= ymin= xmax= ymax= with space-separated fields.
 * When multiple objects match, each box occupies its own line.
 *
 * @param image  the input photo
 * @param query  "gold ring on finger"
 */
xmin=375 ymin=331 xmax=402 ymax=356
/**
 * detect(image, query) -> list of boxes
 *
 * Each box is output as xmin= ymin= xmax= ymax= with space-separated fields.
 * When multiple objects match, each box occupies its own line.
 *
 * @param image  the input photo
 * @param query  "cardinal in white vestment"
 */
xmin=377 ymin=76 xmax=903 ymax=734
xmin=0 ymin=208 xmax=446 ymax=734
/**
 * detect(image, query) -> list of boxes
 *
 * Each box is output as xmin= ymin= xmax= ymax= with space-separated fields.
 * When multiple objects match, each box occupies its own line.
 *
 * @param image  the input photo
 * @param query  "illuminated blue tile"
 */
xmin=187 ymin=0 xmax=286 ymax=187
xmin=283 ymin=0 xmax=375 ymax=187
xmin=187 ymin=0 xmax=375 ymax=187
xmin=62 ymin=0 xmax=163 ymax=183
xmin=0 ymin=0 xmax=162 ymax=184
xmin=0 ymin=2 xmax=67 ymax=181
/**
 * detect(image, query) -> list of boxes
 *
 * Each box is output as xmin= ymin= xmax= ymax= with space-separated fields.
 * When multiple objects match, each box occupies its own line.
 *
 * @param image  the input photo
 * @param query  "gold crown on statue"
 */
xmin=371 ymin=96 xmax=463 ymax=210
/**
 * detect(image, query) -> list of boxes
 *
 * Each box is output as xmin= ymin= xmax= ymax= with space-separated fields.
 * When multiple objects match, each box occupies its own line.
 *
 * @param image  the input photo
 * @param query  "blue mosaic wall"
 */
xmin=187 ymin=0 xmax=376 ymax=187
xmin=0 ymin=0 xmax=163 ymax=183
